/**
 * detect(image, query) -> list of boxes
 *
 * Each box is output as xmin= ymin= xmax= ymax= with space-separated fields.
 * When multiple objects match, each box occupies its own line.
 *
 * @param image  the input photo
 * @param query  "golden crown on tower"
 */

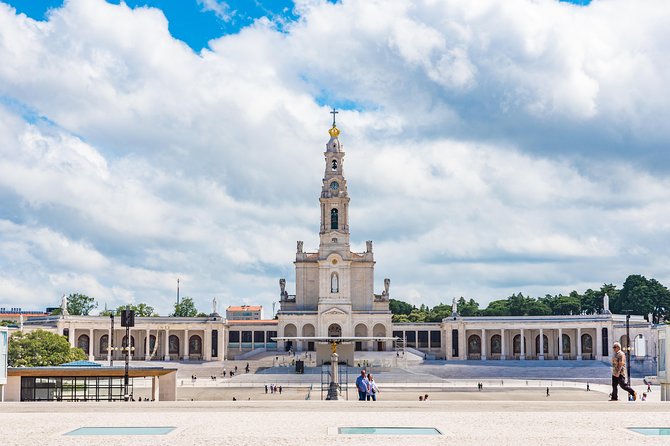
xmin=328 ymin=124 xmax=340 ymax=138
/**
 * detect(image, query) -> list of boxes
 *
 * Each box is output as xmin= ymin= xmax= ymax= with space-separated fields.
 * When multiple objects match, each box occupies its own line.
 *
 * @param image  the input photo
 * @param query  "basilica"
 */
xmin=18 ymin=117 xmax=658 ymax=371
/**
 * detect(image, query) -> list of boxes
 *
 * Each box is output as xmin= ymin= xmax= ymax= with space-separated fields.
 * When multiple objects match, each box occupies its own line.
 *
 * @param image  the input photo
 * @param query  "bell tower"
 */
xmin=319 ymin=109 xmax=350 ymax=252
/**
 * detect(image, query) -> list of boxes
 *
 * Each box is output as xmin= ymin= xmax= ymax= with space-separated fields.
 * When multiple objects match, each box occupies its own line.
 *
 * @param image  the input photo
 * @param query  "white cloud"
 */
xmin=198 ymin=0 xmax=231 ymax=22
xmin=0 ymin=0 xmax=669 ymax=315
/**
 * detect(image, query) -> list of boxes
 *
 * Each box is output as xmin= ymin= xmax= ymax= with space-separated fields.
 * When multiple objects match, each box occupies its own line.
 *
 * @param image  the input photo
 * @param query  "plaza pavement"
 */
xmin=0 ymin=399 xmax=668 ymax=446
xmin=2 ymin=354 xmax=663 ymax=445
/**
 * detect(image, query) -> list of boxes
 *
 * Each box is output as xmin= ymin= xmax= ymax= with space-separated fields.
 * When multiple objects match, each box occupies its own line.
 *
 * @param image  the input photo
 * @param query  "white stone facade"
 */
xmin=277 ymin=123 xmax=393 ymax=352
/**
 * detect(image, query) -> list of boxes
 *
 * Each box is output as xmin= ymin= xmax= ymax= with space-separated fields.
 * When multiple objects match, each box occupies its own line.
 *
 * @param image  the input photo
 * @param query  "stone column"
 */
xmin=164 ymin=328 xmax=170 ymax=361
xmin=107 ymin=325 xmax=112 ymax=362
xmin=500 ymin=328 xmax=506 ymax=360
xmin=145 ymin=329 xmax=151 ymax=360
xmin=183 ymin=329 xmax=190 ymax=360
xmin=218 ymin=328 xmax=225 ymax=361
xmin=520 ymin=328 xmax=525 ymax=360
xmin=481 ymin=328 xmax=487 ymax=360
xmin=558 ymin=328 xmax=563 ymax=360
xmin=204 ymin=328 xmax=212 ymax=361
xmin=68 ymin=325 xmax=75 ymax=348
xmin=596 ymin=326 xmax=603 ymax=361
xmin=577 ymin=327 xmax=582 ymax=360
xmin=445 ymin=328 xmax=452 ymax=360
xmin=88 ymin=328 xmax=94 ymax=361
xmin=539 ymin=328 xmax=545 ymax=360
xmin=458 ymin=327 xmax=466 ymax=360
xmin=151 ymin=376 xmax=159 ymax=402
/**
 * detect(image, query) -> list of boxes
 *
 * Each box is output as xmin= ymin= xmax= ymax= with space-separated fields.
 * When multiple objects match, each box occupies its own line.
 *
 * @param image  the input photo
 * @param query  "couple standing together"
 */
xmin=356 ymin=370 xmax=379 ymax=401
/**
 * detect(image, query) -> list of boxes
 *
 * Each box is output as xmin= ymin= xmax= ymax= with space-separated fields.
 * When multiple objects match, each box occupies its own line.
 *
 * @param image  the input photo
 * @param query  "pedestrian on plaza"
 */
xmin=610 ymin=342 xmax=636 ymax=401
xmin=355 ymin=370 xmax=369 ymax=401
xmin=279 ymin=386 xmax=282 ymax=394
xmin=367 ymin=374 xmax=379 ymax=401
xmin=424 ymin=394 xmax=429 ymax=401
xmin=265 ymin=384 xmax=268 ymax=394
xmin=647 ymin=383 xmax=652 ymax=393
xmin=419 ymin=395 xmax=423 ymax=401
xmin=546 ymin=387 xmax=550 ymax=397
xmin=587 ymin=383 xmax=590 ymax=391
xmin=223 ymin=368 xmax=226 ymax=377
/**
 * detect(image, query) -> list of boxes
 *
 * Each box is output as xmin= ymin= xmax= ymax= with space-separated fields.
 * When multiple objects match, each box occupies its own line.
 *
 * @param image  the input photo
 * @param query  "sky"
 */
xmin=1 ymin=0 xmax=669 ymax=317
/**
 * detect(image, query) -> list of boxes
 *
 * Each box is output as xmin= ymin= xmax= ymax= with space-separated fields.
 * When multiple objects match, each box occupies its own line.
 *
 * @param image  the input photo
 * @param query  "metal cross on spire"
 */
xmin=330 ymin=108 xmax=338 ymax=127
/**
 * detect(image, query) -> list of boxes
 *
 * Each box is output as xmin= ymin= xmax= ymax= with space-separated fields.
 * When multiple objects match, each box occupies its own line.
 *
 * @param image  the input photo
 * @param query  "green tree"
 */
xmin=391 ymin=313 xmax=410 ymax=323
xmin=456 ymin=298 xmax=480 ymax=317
xmin=614 ymin=275 xmax=654 ymax=316
xmin=580 ymin=288 xmax=602 ymax=315
xmin=648 ymin=278 xmax=670 ymax=323
xmin=9 ymin=330 xmax=86 ymax=367
xmin=51 ymin=293 xmax=97 ymax=316
xmin=115 ymin=303 xmax=158 ymax=317
xmin=482 ymin=299 xmax=510 ymax=316
xmin=389 ymin=299 xmax=415 ymax=315
xmin=172 ymin=297 xmax=199 ymax=317
xmin=428 ymin=303 xmax=452 ymax=321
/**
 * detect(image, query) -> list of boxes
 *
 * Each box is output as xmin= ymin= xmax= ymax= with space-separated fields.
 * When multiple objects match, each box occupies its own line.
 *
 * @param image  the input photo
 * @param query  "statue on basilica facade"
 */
xmin=381 ymin=278 xmax=390 ymax=299
xmin=279 ymin=278 xmax=289 ymax=301
xmin=603 ymin=293 xmax=611 ymax=314
xmin=212 ymin=297 xmax=218 ymax=315
xmin=61 ymin=294 xmax=69 ymax=316
xmin=297 ymin=241 xmax=303 ymax=253
xmin=366 ymin=240 xmax=372 ymax=253
xmin=451 ymin=297 xmax=458 ymax=317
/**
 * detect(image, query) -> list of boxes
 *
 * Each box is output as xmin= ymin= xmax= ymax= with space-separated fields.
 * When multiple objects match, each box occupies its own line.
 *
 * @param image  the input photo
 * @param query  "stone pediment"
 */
xmin=322 ymin=307 xmax=348 ymax=316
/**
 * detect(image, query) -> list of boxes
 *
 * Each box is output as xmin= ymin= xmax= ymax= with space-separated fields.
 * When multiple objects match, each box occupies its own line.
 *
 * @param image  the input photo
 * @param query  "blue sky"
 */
xmin=8 ymin=0 xmax=589 ymax=52
xmin=0 ymin=0 xmax=668 ymax=317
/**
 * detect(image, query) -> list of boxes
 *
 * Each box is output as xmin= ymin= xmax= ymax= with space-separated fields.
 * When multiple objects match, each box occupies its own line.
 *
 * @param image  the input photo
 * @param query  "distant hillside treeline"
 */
xmin=390 ymin=274 xmax=670 ymax=324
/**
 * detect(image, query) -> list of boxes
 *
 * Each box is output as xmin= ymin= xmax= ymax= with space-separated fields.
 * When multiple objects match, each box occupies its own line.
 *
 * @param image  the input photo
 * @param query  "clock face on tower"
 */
xmin=330 ymin=181 xmax=339 ymax=191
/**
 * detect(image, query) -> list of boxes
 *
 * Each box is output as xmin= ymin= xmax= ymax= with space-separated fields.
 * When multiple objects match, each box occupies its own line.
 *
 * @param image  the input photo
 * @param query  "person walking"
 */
xmin=611 ymin=342 xmax=636 ymax=401
xmin=355 ymin=370 xmax=369 ymax=401
xmin=367 ymin=374 xmax=379 ymax=401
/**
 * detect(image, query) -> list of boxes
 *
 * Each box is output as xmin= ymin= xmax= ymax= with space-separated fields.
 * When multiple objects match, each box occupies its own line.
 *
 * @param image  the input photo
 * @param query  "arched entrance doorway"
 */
xmin=328 ymin=323 xmax=342 ymax=338
xmin=284 ymin=323 xmax=297 ymax=352
xmin=373 ymin=324 xmax=386 ymax=351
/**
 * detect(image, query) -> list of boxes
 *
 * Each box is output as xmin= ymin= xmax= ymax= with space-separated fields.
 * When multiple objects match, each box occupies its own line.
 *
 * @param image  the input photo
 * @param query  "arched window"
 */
xmin=331 ymin=272 xmax=339 ymax=293
xmin=331 ymin=159 xmax=338 ymax=171
xmin=77 ymin=334 xmax=90 ymax=355
xmin=468 ymin=335 xmax=481 ymax=356
xmin=99 ymin=335 xmax=108 ymax=356
xmin=331 ymin=208 xmax=338 ymax=229
xmin=490 ymin=335 xmax=501 ymax=354
xmin=581 ymin=333 xmax=593 ymax=355
xmin=169 ymin=335 xmax=180 ymax=355
xmin=562 ymin=334 xmax=571 ymax=353
xmin=189 ymin=335 xmax=203 ymax=355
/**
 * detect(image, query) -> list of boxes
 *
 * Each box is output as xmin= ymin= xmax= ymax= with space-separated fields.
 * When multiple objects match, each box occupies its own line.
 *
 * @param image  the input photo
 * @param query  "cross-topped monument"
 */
xmin=330 ymin=107 xmax=338 ymax=126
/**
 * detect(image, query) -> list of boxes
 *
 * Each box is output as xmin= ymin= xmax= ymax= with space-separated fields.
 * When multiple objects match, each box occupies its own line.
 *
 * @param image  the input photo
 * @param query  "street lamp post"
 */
xmin=121 ymin=306 xmax=135 ymax=401
xmin=109 ymin=314 xmax=114 ymax=367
